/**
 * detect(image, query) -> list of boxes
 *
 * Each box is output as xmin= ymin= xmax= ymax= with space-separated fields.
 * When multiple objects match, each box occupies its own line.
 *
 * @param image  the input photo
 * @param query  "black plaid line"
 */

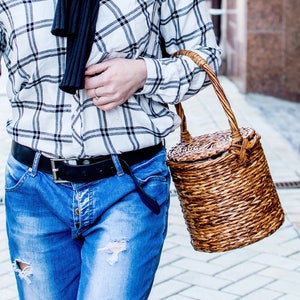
xmin=117 ymin=16 xmax=128 ymax=26
xmin=0 ymin=1 xmax=9 ymax=14
xmin=100 ymin=128 xmax=110 ymax=137
xmin=53 ymin=133 xmax=64 ymax=143
xmin=32 ymin=130 xmax=41 ymax=141
xmin=137 ymin=0 xmax=148 ymax=12
xmin=125 ymin=126 xmax=135 ymax=135
xmin=26 ymin=22 xmax=35 ymax=32
xmin=0 ymin=30 xmax=6 ymax=53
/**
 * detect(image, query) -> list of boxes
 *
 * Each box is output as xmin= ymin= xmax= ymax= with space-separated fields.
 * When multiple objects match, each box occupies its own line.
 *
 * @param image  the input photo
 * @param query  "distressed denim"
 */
xmin=5 ymin=148 xmax=170 ymax=300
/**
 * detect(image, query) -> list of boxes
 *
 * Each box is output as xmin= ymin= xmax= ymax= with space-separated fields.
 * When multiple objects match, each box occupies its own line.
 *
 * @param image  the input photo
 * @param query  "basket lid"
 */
xmin=167 ymin=127 xmax=256 ymax=162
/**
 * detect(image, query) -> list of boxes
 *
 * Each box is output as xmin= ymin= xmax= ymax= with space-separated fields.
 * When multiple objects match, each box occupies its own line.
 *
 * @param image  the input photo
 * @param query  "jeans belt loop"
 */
xmin=30 ymin=152 xmax=42 ymax=176
xmin=111 ymin=154 xmax=125 ymax=176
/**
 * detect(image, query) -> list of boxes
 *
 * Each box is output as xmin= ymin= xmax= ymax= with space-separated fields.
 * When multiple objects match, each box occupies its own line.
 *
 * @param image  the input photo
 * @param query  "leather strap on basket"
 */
xmin=172 ymin=50 xmax=244 ymax=154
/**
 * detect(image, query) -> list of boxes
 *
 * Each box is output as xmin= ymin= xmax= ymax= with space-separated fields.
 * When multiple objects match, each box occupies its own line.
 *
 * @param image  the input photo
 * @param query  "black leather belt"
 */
xmin=11 ymin=141 xmax=163 ymax=184
xmin=11 ymin=141 xmax=163 ymax=214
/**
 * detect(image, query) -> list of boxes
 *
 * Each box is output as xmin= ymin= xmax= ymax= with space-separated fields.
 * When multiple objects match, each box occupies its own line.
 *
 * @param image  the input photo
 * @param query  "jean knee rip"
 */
xmin=13 ymin=259 xmax=33 ymax=284
xmin=98 ymin=240 xmax=127 ymax=266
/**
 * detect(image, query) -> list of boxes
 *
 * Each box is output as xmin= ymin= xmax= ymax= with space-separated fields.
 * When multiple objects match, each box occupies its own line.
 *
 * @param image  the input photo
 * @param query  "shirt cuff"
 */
xmin=135 ymin=57 xmax=163 ymax=95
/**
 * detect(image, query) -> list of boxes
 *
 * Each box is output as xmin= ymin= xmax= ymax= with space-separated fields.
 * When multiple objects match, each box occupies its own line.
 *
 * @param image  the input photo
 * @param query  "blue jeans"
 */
xmin=5 ymin=148 xmax=170 ymax=300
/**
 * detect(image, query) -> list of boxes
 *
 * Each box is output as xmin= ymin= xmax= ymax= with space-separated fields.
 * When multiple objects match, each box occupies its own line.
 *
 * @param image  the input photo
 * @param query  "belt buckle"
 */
xmin=50 ymin=158 xmax=70 ymax=183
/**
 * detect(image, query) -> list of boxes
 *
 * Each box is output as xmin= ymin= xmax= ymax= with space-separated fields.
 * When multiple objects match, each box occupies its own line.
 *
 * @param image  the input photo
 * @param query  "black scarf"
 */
xmin=51 ymin=0 xmax=100 ymax=94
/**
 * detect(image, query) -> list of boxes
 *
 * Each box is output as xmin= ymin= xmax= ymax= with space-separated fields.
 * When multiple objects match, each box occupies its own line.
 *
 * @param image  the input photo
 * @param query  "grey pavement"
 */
xmin=1 ymin=74 xmax=300 ymax=299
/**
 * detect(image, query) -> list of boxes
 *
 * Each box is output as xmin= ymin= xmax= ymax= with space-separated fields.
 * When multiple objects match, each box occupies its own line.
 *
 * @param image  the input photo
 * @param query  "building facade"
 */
xmin=210 ymin=0 xmax=300 ymax=102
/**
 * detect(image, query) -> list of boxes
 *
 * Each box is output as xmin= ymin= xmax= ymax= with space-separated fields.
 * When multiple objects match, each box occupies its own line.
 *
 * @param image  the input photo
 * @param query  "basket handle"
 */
xmin=173 ymin=50 xmax=244 ymax=152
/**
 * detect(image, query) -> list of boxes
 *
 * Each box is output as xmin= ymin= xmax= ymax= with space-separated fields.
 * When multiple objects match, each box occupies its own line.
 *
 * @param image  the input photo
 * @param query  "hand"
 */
xmin=85 ymin=58 xmax=147 ymax=111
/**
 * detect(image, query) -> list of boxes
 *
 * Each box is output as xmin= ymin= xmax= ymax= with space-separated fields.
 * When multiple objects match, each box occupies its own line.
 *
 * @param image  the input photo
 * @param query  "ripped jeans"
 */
xmin=5 ymin=148 xmax=170 ymax=300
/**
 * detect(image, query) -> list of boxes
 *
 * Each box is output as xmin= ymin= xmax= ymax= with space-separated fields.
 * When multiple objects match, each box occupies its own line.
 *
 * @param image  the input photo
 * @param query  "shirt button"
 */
xmin=75 ymin=208 xmax=80 ymax=216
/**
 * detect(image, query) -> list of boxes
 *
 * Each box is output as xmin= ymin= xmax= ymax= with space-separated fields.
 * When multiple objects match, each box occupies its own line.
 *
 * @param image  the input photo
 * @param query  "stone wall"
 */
xmin=223 ymin=0 xmax=300 ymax=102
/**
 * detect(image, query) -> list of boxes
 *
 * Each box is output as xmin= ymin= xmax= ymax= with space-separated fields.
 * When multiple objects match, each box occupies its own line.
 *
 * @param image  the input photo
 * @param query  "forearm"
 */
xmin=136 ymin=0 xmax=221 ymax=104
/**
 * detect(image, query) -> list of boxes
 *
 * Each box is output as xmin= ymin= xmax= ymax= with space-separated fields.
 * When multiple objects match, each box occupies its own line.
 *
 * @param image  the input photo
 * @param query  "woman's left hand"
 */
xmin=85 ymin=58 xmax=147 ymax=111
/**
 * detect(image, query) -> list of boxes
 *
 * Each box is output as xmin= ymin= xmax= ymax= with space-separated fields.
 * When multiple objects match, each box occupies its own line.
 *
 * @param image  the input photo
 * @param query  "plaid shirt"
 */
xmin=0 ymin=0 xmax=220 ymax=158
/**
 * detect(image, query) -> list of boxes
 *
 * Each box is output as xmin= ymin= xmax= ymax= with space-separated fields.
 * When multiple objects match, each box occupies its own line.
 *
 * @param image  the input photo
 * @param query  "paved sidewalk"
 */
xmin=1 ymin=76 xmax=300 ymax=300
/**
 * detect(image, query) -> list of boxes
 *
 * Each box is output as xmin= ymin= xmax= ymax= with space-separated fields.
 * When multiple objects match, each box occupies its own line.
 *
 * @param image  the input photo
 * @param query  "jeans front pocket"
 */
xmin=131 ymin=148 xmax=171 ymax=208
xmin=5 ymin=154 xmax=31 ymax=191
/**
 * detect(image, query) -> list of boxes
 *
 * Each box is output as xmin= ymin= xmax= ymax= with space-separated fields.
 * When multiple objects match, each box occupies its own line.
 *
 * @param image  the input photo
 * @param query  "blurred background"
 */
xmin=207 ymin=0 xmax=300 ymax=103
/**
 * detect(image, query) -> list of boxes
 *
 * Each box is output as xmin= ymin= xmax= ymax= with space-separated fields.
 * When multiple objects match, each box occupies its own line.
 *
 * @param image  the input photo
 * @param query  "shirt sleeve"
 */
xmin=140 ymin=0 xmax=221 ymax=105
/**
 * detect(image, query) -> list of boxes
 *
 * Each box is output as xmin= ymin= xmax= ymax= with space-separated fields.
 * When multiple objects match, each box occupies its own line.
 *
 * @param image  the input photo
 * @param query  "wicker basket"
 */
xmin=167 ymin=50 xmax=285 ymax=252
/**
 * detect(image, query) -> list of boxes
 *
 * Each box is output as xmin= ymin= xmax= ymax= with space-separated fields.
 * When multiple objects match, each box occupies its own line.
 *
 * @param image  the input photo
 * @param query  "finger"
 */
xmin=93 ymin=98 xmax=118 ymax=112
xmin=98 ymin=103 xmax=119 ymax=111
xmin=86 ymin=87 xmax=96 ymax=99
xmin=92 ymin=93 xmax=109 ymax=105
xmin=85 ymin=62 xmax=108 ymax=76
xmin=84 ymin=74 xmax=103 ymax=90
xmin=93 ymin=88 xmax=100 ymax=100
xmin=86 ymin=86 xmax=101 ymax=99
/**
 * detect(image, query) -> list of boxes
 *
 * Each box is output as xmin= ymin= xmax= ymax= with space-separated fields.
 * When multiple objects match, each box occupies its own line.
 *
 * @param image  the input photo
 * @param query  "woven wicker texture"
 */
xmin=167 ymin=50 xmax=284 ymax=252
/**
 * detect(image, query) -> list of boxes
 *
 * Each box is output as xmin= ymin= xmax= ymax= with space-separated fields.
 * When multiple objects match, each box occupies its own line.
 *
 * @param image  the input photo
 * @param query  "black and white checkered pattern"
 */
xmin=0 ymin=0 xmax=220 ymax=158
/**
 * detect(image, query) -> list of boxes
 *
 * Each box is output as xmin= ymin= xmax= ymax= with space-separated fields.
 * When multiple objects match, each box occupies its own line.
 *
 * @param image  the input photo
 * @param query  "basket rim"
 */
xmin=167 ymin=127 xmax=257 ymax=163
